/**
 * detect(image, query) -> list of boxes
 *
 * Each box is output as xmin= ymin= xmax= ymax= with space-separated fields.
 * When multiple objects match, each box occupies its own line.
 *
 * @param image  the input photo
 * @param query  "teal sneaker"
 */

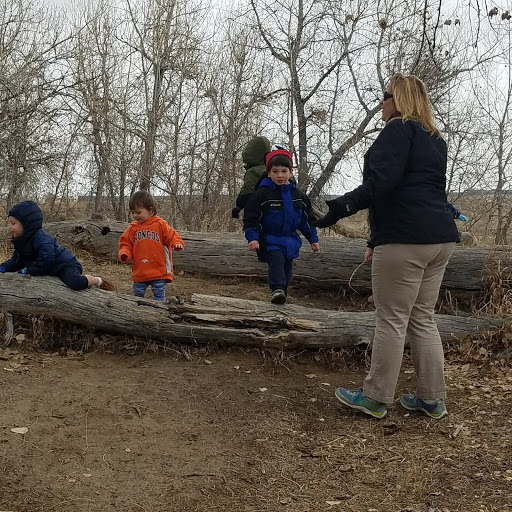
xmin=334 ymin=387 xmax=387 ymax=419
xmin=400 ymin=394 xmax=448 ymax=419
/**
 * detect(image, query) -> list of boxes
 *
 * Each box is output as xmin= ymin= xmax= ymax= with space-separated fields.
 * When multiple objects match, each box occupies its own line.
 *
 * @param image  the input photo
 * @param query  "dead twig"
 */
xmin=83 ymin=405 xmax=91 ymax=454
xmin=129 ymin=503 xmax=149 ymax=512
xmin=2 ymin=311 xmax=13 ymax=346
xmin=102 ymin=452 xmax=112 ymax=469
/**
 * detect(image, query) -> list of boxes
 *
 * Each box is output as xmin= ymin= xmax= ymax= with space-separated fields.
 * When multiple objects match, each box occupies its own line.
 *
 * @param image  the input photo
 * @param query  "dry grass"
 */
xmin=0 ymin=239 xmax=10 ymax=257
xmin=450 ymin=194 xmax=512 ymax=246
xmin=478 ymin=256 xmax=512 ymax=317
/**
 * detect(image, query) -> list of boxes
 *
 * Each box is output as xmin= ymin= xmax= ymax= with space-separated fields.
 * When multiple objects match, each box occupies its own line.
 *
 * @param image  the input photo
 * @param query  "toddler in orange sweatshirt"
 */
xmin=119 ymin=191 xmax=184 ymax=301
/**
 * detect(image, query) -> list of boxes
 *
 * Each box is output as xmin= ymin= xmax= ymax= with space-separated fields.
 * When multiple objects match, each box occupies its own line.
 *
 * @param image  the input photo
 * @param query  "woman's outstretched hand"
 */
xmin=314 ymin=199 xmax=344 ymax=228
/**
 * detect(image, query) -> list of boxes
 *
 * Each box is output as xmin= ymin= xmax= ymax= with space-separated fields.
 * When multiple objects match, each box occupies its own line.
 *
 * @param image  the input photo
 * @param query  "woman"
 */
xmin=315 ymin=73 xmax=459 ymax=419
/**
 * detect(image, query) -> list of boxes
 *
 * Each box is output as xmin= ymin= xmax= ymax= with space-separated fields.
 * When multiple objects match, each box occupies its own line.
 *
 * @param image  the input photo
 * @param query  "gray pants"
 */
xmin=363 ymin=243 xmax=456 ymax=404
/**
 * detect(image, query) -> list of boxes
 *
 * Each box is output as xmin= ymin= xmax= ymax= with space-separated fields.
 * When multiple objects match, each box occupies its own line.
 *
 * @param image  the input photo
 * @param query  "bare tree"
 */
xmin=308 ymin=0 xmax=483 ymax=201
xmin=470 ymin=19 xmax=512 ymax=243
xmin=185 ymin=14 xmax=278 ymax=226
xmin=123 ymin=0 xmax=205 ymax=191
xmin=249 ymin=0 xmax=349 ymax=189
xmin=2 ymin=0 xmax=511 ymax=238
xmin=246 ymin=0 xmax=467 ymax=197
xmin=71 ymin=0 xmax=119 ymax=213
xmin=0 ymin=0 xmax=70 ymax=208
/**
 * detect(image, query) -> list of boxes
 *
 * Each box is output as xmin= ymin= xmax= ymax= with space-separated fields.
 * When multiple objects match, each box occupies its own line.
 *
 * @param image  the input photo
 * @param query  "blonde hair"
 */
xmin=387 ymin=73 xmax=441 ymax=138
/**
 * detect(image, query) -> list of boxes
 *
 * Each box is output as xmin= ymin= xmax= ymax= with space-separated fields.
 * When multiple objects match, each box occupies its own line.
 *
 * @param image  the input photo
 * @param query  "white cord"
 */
xmin=348 ymin=261 xmax=366 ymax=294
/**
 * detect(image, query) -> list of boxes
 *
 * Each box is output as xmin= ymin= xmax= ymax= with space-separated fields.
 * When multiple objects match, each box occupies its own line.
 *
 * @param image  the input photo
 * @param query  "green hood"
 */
xmin=242 ymin=136 xmax=271 ymax=168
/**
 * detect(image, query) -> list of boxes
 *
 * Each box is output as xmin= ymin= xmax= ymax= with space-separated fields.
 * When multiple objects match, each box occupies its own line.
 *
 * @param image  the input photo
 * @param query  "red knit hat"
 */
xmin=265 ymin=149 xmax=293 ymax=174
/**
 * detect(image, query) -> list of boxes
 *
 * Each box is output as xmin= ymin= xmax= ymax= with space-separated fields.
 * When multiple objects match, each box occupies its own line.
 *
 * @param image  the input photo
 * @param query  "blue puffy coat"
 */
xmin=1 ymin=201 xmax=77 ymax=275
xmin=243 ymin=177 xmax=319 ymax=260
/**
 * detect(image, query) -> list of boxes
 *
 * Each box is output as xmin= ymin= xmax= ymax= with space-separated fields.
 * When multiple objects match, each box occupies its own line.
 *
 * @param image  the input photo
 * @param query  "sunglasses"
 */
xmin=382 ymin=91 xmax=393 ymax=101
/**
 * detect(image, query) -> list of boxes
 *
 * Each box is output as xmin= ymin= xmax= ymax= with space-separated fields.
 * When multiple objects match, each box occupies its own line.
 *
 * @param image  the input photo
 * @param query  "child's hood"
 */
xmin=242 ymin=136 xmax=271 ymax=168
xmin=8 ymin=201 xmax=43 ymax=235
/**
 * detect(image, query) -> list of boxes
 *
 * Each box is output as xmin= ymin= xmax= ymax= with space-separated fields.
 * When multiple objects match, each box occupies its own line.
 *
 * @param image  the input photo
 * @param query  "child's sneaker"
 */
xmin=271 ymin=289 xmax=286 ymax=304
xmin=399 ymin=394 xmax=448 ymax=419
xmin=98 ymin=278 xmax=116 ymax=291
xmin=334 ymin=387 xmax=387 ymax=419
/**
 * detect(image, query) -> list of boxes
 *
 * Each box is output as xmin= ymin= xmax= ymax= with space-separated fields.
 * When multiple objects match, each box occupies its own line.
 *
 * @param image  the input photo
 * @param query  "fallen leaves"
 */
xmin=10 ymin=427 xmax=28 ymax=435
xmin=382 ymin=422 xmax=399 ymax=435
xmin=451 ymin=424 xmax=466 ymax=438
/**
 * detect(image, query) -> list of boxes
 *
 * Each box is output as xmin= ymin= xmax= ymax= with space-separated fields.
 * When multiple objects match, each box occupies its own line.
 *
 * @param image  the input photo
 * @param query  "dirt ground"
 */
xmin=1 ymin=259 xmax=512 ymax=512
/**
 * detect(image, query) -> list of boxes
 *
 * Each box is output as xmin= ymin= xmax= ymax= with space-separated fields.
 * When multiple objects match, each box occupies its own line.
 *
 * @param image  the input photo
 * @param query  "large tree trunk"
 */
xmin=0 ymin=275 xmax=501 ymax=349
xmin=2 ymin=219 xmax=510 ymax=294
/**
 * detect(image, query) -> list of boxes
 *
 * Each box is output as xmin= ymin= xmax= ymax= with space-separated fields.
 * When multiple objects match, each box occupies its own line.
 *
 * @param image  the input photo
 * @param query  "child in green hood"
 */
xmin=231 ymin=136 xmax=271 ymax=219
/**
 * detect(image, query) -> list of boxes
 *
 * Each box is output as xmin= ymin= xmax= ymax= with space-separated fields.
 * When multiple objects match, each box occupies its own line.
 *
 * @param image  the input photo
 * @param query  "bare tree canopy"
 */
xmin=0 ymin=0 xmax=510 ymax=240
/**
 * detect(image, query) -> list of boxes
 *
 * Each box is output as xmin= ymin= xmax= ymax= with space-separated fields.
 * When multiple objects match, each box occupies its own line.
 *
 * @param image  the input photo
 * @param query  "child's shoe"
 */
xmin=334 ymin=387 xmax=387 ymax=419
xmin=399 ymin=394 xmax=448 ymax=419
xmin=270 ymin=289 xmax=286 ymax=304
xmin=98 ymin=277 xmax=116 ymax=291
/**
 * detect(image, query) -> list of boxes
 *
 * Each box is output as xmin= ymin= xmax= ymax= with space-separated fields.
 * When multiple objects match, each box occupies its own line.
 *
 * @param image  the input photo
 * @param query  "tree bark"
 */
xmin=0 ymin=275 xmax=501 ymax=349
xmin=15 ymin=218 xmax=509 ymax=295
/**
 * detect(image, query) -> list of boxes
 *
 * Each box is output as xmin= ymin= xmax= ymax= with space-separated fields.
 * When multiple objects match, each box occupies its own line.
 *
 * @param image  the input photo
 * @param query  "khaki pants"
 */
xmin=363 ymin=243 xmax=455 ymax=404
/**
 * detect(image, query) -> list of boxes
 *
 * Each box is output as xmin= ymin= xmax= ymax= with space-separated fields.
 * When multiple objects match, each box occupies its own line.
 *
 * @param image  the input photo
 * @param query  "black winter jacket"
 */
xmin=1 ymin=201 xmax=77 ymax=275
xmin=329 ymin=118 xmax=460 ymax=248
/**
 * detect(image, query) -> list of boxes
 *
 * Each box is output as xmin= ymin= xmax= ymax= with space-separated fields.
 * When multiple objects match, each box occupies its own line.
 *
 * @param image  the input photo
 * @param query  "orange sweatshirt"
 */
xmin=118 ymin=215 xmax=184 ymax=283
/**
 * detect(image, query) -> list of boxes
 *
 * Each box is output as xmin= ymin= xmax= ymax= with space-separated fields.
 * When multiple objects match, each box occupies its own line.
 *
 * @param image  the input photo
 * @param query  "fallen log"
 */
xmin=2 ymin=219 xmax=510 ymax=294
xmin=0 ymin=274 xmax=501 ymax=349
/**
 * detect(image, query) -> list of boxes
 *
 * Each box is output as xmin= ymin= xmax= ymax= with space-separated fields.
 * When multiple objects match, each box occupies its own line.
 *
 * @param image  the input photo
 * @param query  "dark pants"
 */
xmin=266 ymin=250 xmax=293 ymax=294
xmin=57 ymin=261 xmax=88 ymax=291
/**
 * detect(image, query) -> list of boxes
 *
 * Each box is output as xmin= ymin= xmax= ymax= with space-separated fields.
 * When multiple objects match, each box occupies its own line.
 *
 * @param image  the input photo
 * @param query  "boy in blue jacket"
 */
xmin=243 ymin=149 xmax=319 ymax=304
xmin=0 ymin=201 xmax=115 ymax=291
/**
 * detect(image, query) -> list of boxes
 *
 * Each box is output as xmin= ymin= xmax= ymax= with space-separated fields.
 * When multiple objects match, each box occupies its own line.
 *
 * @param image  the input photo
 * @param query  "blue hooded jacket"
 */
xmin=1 ymin=201 xmax=77 ymax=275
xmin=243 ymin=177 xmax=319 ymax=260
